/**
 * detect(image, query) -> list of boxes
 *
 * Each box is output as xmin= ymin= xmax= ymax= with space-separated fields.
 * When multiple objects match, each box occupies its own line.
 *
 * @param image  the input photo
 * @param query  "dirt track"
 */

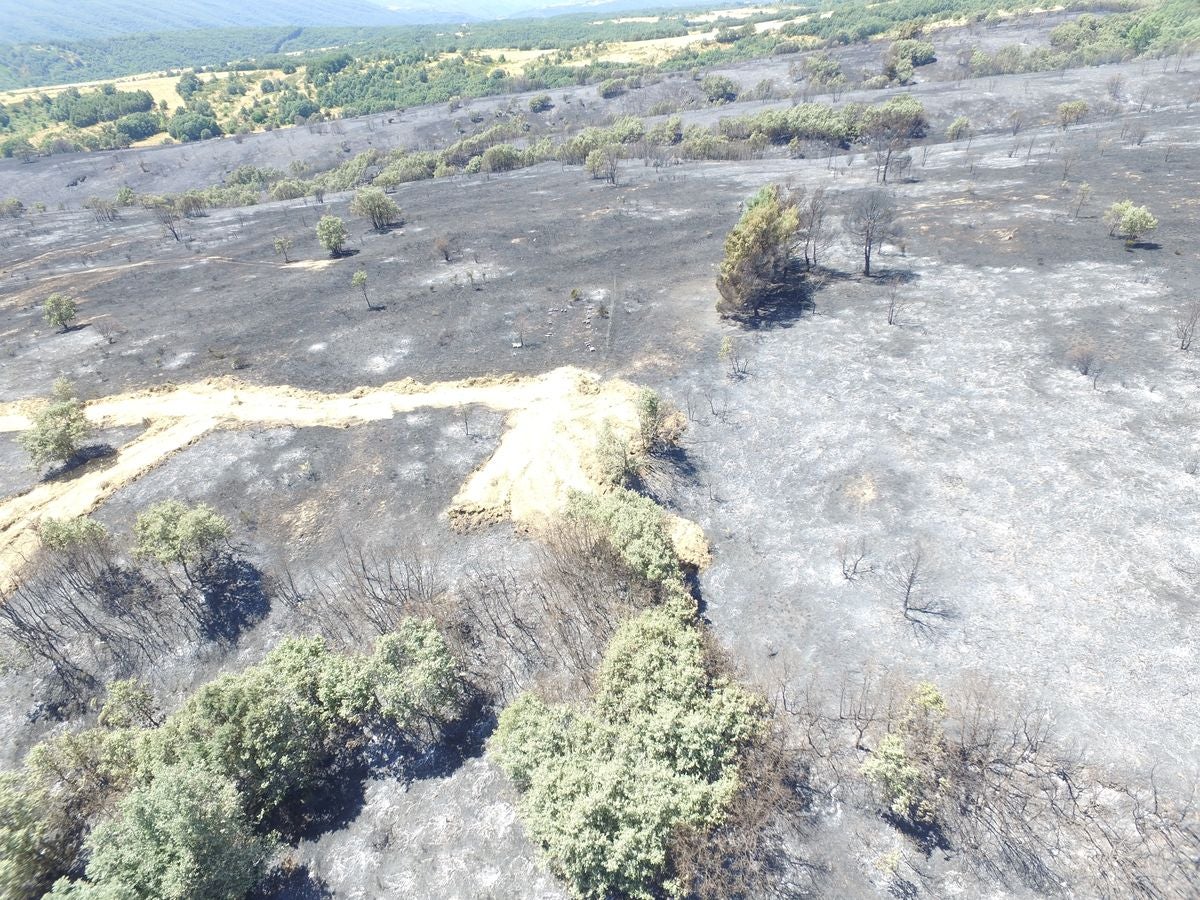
xmin=0 ymin=366 xmax=706 ymax=591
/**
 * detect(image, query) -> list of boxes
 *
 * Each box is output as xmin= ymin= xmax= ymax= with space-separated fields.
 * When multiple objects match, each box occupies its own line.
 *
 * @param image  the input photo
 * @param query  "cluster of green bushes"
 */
xmin=491 ymin=601 xmax=764 ymax=900
xmin=718 ymin=93 xmax=927 ymax=152
xmin=971 ymin=3 xmax=1199 ymax=76
xmin=1 ymin=623 xmax=463 ymax=898
xmin=47 ymin=84 xmax=155 ymax=128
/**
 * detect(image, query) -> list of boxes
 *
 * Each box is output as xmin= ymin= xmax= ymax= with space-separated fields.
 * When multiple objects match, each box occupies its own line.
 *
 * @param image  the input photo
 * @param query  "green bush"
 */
xmin=481 ymin=143 xmax=521 ymax=173
xmin=2 ymin=727 xmax=140 ymax=898
xmin=0 ymin=772 xmax=62 ymax=900
xmin=567 ymin=488 xmax=680 ymax=586
xmin=861 ymin=682 xmax=948 ymax=827
xmin=1058 ymin=99 xmax=1089 ymax=128
xmin=701 ymin=74 xmax=739 ymax=103
xmin=889 ymin=38 xmax=936 ymax=67
xmin=1104 ymin=200 xmax=1158 ymax=242
xmin=491 ymin=604 xmax=765 ymax=900
xmin=39 ymin=515 xmax=106 ymax=551
xmin=49 ymin=765 xmax=275 ymax=900
xmin=598 ymin=78 xmax=626 ymax=99
xmin=143 ymin=621 xmax=460 ymax=819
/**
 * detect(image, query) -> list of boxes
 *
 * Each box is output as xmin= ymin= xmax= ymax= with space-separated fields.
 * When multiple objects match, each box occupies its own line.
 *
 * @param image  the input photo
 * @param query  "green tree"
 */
xmin=349 ymin=186 xmax=400 ymax=232
xmin=481 ymin=143 xmax=522 ymax=173
xmin=143 ymin=623 xmax=460 ymax=819
xmin=860 ymin=94 xmax=926 ymax=183
xmin=272 ymin=236 xmax=292 ymax=263
xmin=316 ymin=215 xmax=347 ymax=256
xmin=18 ymin=378 xmax=92 ymax=470
xmin=584 ymin=146 xmax=620 ymax=185
xmin=351 ymin=269 xmax=373 ymax=310
xmin=715 ymin=184 xmax=799 ymax=318
xmin=567 ymin=488 xmax=680 ymax=587
xmin=44 ymin=292 xmax=78 ymax=332
xmin=1104 ymin=200 xmax=1158 ymax=243
xmin=132 ymin=500 xmax=230 ymax=574
xmin=0 ymin=773 xmax=62 ymax=900
xmin=4 ymin=728 xmax=141 ymax=899
xmin=50 ymin=765 xmax=275 ymax=900
xmin=100 ymin=679 xmax=161 ymax=729
xmin=491 ymin=603 xmax=765 ymax=900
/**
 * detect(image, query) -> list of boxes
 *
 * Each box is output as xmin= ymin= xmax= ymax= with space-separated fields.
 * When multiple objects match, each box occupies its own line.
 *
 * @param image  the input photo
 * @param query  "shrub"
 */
xmin=584 ymin=146 xmax=620 ymax=184
xmin=889 ymin=38 xmax=936 ymax=67
xmin=269 ymin=179 xmax=308 ymax=201
xmin=701 ymin=74 xmax=739 ymax=103
xmin=166 ymin=109 xmax=221 ymax=142
xmin=529 ymin=94 xmax=554 ymax=112
xmin=49 ymin=765 xmax=276 ymax=900
xmin=114 ymin=111 xmax=161 ymax=142
xmin=142 ymin=622 xmax=460 ymax=820
xmin=39 ymin=516 xmax=106 ymax=551
xmin=18 ymin=378 xmax=92 ymax=470
xmin=1058 ymin=99 xmax=1089 ymax=128
xmin=44 ymin=292 xmax=78 ymax=332
xmin=2 ymin=728 xmax=140 ymax=898
xmin=316 ymin=214 xmax=347 ymax=256
xmin=861 ymin=683 xmax=948 ymax=827
xmin=491 ymin=604 xmax=765 ymax=900
xmin=598 ymin=78 xmax=626 ymax=99
xmin=567 ymin=488 xmax=680 ymax=586
xmin=636 ymin=388 xmax=683 ymax=452
xmin=350 ymin=186 xmax=400 ymax=231
xmin=0 ymin=773 xmax=61 ymax=899
xmin=481 ymin=143 xmax=522 ymax=173
xmin=946 ymin=115 xmax=971 ymax=142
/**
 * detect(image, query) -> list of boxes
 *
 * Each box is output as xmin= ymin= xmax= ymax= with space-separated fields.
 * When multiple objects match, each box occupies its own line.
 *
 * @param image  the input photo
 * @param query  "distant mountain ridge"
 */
xmin=0 ymin=0 xmax=713 ymax=44
xmin=0 ymin=0 xmax=469 ymax=44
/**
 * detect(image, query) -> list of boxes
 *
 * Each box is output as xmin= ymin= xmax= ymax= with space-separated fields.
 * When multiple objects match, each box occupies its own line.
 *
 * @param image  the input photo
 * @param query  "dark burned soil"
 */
xmin=1 ymin=23 xmax=1199 ymax=898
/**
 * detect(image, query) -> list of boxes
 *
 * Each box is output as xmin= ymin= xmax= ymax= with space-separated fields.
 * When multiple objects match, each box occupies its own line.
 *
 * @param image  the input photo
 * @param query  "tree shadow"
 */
xmin=331 ymin=247 xmax=360 ymax=259
xmin=882 ymin=811 xmax=953 ymax=856
xmin=43 ymin=443 xmax=116 ymax=480
xmin=373 ymin=689 xmax=496 ymax=784
xmin=875 ymin=269 xmax=921 ymax=285
xmin=252 ymin=865 xmax=334 ymax=900
xmin=195 ymin=556 xmax=271 ymax=645
xmin=1126 ymin=241 xmax=1161 ymax=251
xmin=741 ymin=278 xmax=816 ymax=330
xmin=280 ymin=689 xmax=496 ymax=843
